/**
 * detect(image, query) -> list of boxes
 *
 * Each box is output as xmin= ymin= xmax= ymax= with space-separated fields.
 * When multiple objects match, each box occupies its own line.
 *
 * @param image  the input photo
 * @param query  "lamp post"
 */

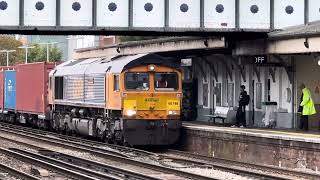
xmin=39 ymin=42 xmax=58 ymax=62
xmin=18 ymin=45 xmax=35 ymax=64
xmin=0 ymin=50 xmax=16 ymax=67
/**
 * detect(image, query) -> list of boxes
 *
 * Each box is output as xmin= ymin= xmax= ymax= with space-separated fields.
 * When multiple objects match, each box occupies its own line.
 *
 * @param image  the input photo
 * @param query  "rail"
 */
xmin=2 ymin=122 xmax=316 ymax=179
xmin=163 ymin=149 xmax=320 ymax=180
xmin=0 ymin=123 xmax=216 ymax=180
xmin=0 ymin=162 xmax=40 ymax=180
xmin=0 ymin=147 xmax=102 ymax=180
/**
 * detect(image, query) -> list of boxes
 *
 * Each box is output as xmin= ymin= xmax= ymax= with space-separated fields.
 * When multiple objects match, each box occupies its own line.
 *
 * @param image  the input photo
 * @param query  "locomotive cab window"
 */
xmin=125 ymin=73 xmax=149 ymax=91
xmin=155 ymin=73 xmax=178 ymax=91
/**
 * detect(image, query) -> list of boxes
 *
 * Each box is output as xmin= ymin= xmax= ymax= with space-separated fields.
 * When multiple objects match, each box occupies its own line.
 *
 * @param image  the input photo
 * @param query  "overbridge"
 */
xmin=0 ymin=0 xmax=319 ymax=35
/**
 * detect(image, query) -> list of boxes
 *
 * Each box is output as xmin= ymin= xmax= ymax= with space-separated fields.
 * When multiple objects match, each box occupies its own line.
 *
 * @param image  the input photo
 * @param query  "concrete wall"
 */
xmin=179 ymin=128 xmax=320 ymax=171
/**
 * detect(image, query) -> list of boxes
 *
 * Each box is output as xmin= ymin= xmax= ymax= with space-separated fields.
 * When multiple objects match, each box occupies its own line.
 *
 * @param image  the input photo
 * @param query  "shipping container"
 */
xmin=16 ymin=62 xmax=55 ymax=115
xmin=4 ymin=70 xmax=16 ymax=110
xmin=0 ymin=67 xmax=14 ymax=111
xmin=0 ymin=70 xmax=4 ymax=111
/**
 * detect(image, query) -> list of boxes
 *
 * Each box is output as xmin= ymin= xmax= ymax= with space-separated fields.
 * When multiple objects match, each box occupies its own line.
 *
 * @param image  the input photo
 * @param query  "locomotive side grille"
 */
xmin=84 ymin=75 xmax=105 ymax=105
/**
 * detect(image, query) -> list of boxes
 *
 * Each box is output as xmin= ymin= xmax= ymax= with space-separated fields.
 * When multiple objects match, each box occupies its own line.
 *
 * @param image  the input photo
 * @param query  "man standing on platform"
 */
xmin=299 ymin=84 xmax=316 ymax=131
xmin=233 ymin=85 xmax=250 ymax=128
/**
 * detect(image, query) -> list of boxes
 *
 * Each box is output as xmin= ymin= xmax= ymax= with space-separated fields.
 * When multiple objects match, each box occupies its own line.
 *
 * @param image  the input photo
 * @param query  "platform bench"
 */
xmin=203 ymin=106 xmax=229 ymax=124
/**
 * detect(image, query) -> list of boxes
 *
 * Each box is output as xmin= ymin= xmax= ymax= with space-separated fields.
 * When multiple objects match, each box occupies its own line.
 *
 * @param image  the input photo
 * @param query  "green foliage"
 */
xmin=27 ymin=44 xmax=62 ymax=63
xmin=0 ymin=35 xmax=24 ymax=66
xmin=0 ymin=35 xmax=62 ymax=66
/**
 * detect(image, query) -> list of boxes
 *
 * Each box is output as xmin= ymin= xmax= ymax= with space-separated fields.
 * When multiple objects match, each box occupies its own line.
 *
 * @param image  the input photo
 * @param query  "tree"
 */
xmin=0 ymin=35 xmax=24 ymax=66
xmin=0 ymin=35 xmax=63 ymax=66
xmin=48 ymin=45 xmax=63 ymax=61
xmin=25 ymin=44 xmax=62 ymax=63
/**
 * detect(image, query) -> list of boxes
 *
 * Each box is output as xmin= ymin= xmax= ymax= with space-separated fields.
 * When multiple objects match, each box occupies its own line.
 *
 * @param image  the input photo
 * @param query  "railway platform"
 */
xmin=179 ymin=121 xmax=320 ymax=173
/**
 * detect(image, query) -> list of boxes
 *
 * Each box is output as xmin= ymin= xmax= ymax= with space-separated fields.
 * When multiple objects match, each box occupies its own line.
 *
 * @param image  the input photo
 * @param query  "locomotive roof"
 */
xmin=52 ymin=54 xmax=179 ymax=76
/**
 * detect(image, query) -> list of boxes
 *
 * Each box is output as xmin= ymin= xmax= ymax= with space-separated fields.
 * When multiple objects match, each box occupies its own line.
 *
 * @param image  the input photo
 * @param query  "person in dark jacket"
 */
xmin=234 ymin=85 xmax=249 ymax=128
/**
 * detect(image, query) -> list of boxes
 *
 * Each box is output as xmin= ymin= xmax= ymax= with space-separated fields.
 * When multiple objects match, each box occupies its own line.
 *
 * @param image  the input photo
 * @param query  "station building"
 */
xmin=74 ymin=23 xmax=320 ymax=131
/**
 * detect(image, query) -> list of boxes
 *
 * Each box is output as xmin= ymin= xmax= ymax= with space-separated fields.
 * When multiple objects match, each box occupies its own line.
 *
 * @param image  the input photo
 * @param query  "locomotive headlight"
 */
xmin=126 ymin=109 xmax=137 ymax=117
xmin=148 ymin=65 xmax=155 ymax=71
xmin=168 ymin=110 xmax=178 ymax=115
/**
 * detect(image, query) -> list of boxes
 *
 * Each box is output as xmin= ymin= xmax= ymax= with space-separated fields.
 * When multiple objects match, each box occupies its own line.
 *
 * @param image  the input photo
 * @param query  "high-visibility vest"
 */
xmin=300 ymin=88 xmax=317 ymax=116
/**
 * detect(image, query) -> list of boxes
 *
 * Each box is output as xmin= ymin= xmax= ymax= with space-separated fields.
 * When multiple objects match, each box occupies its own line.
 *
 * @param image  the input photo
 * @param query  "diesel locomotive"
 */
xmin=0 ymin=54 xmax=182 ymax=146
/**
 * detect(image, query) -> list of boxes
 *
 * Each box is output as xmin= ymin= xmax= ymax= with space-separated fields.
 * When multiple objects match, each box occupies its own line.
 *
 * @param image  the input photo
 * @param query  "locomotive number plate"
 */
xmin=167 ymin=100 xmax=180 ymax=110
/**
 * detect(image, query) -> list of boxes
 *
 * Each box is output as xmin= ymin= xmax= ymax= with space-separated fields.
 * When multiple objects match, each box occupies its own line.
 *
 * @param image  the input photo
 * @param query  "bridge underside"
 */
xmin=0 ymin=0 xmax=320 ymax=35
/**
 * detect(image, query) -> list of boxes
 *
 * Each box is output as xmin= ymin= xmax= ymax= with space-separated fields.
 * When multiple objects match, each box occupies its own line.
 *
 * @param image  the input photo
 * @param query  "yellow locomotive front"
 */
xmin=121 ymin=64 xmax=182 ymax=145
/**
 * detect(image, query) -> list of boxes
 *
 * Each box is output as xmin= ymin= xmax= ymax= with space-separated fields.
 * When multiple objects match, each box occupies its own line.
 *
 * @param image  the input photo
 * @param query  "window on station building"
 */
xmin=114 ymin=75 xmax=120 ymax=91
xmin=215 ymin=83 xmax=222 ymax=106
xmin=256 ymin=82 xmax=262 ymax=109
xmin=222 ymin=77 xmax=228 ymax=107
xmin=54 ymin=76 xmax=64 ymax=99
xmin=227 ymin=83 xmax=234 ymax=107
xmin=203 ymin=81 xmax=209 ymax=107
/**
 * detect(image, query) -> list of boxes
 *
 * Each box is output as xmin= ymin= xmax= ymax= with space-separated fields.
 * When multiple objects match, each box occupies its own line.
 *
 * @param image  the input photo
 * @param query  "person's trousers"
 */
xmin=299 ymin=115 xmax=309 ymax=131
xmin=236 ymin=106 xmax=246 ymax=127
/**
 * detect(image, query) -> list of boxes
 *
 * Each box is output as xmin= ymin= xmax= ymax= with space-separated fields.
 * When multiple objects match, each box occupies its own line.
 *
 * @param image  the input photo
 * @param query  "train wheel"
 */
xmin=9 ymin=114 xmax=16 ymax=124
xmin=97 ymin=129 xmax=107 ymax=142
xmin=123 ymin=139 xmax=131 ymax=147
xmin=62 ymin=123 xmax=68 ymax=135
xmin=114 ymin=131 xmax=124 ymax=145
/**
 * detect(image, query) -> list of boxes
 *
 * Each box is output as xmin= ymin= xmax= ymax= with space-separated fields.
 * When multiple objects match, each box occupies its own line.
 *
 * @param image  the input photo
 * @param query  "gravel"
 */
xmin=0 ymin=130 xmax=255 ymax=180
xmin=0 ymin=171 xmax=19 ymax=180
xmin=0 ymin=131 xmax=187 ymax=179
xmin=0 ymin=136 xmax=71 ymax=180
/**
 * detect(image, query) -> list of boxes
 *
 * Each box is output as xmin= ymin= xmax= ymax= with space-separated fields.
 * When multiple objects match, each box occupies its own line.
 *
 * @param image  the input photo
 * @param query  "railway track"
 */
xmin=0 ymin=147 xmax=100 ymax=180
xmin=1 ymin=122 xmax=318 ymax=179
xmin=0 ymin=122 xmax=157 ymax=158
xmin=0 ymin=123 xmax=214 ymax=180
xmin=0 ymin=162 xmax=40 ymax=180
xmin=10 ymin=148 xmax=160 ymax=180
xmin=161 ymin=149 xmax=320 ymax=180
xmin=38 ymin=149 xmax=162 ymax=180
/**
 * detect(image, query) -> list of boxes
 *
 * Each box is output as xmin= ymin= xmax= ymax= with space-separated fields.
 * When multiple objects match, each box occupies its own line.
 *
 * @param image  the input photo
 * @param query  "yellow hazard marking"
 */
xmin=123 ymin=100 xmax=136 ymax=109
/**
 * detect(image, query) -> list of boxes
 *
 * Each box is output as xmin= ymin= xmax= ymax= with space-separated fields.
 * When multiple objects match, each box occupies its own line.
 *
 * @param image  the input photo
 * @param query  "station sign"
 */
xmin=252 ymin=55 xmax=267 ymax=64
xmin=181 ymin=58 xmax=192 ymax=66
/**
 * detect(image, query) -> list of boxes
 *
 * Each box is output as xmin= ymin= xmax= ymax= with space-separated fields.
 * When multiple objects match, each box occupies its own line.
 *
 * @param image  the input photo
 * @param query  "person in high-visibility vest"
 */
xmin=298 ymin=84 xmax=316 ymax=131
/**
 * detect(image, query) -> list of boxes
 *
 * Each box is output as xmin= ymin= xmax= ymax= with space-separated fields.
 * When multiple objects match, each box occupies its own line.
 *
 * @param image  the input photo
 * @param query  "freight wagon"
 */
xmin=0 ymin=67 xmax=14 ymax=115
xmin=0 ymin=54 xmax=182 ymax=146
xmin=0 ymin=63 xmax=55 ymax=124
xmin=16 ymin=63 xmax=55 ymax=126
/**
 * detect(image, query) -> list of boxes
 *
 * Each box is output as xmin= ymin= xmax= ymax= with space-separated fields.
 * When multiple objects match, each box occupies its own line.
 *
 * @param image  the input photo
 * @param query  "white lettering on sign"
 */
xmin=255 ymin=56 xmax=265 ymax=63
